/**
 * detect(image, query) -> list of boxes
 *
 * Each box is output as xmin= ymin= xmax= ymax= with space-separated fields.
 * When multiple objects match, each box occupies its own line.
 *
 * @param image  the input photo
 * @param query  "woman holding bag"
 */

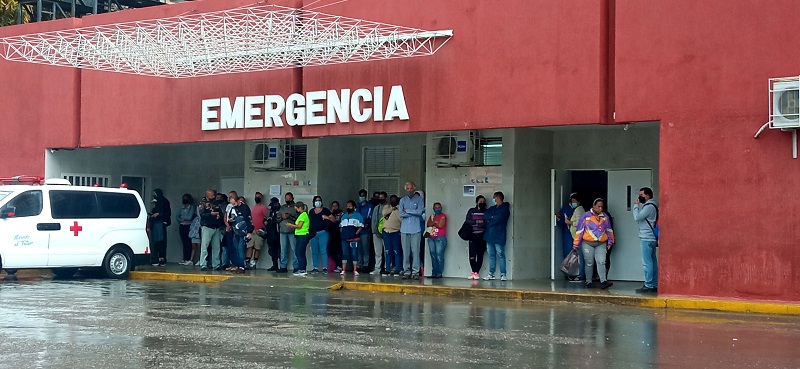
xmin=426 ymin=202 xmax=448 ymax=279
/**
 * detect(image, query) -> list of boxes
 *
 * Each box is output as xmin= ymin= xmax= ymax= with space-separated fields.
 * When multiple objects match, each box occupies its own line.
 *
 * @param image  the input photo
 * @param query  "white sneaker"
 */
xmin=370 ymin=270 xmax=379 ymax=275
xmin=500 ymin=274 xmax=507 ymax=281
xmin=194 ymin=261 xmax=201 ymax=266
xmin=483 ymin=273 xmax=495 ymax=280
xmin=248 ymin=260 xmax=257 ymax=269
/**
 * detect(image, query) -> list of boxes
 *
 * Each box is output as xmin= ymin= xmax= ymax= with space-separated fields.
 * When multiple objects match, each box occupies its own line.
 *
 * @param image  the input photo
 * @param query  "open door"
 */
xmin=606 ymin=169 xmax=652 ymax=281
xmin=550 ymin=169 xmax=571 ymax=279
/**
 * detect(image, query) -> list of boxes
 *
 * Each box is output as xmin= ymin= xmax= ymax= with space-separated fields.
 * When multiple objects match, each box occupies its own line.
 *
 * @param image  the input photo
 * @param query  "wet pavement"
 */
xmin=0 ymin=275 xmax=798 ymax=369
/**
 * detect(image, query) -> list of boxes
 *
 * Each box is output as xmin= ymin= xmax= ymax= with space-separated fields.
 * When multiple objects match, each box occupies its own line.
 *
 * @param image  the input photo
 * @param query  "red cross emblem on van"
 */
xmin=70 ymin=221 xmax=83 ymax=236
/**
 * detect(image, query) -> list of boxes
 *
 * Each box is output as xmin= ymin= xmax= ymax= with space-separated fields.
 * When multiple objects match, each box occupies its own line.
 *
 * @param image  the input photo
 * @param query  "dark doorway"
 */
xmin=571 ymin=171 xmax=608 ymax=210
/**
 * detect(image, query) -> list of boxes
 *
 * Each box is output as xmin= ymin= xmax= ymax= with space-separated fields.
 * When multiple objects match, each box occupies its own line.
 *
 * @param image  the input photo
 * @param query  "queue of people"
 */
xmin=157 ymin=182 xmax=514 ymax=281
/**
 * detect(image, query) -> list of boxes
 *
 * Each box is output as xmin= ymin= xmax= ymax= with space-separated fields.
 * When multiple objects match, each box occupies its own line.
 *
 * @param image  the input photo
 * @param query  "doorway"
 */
xmin=551 ymin=169 xmax=652 ymax=282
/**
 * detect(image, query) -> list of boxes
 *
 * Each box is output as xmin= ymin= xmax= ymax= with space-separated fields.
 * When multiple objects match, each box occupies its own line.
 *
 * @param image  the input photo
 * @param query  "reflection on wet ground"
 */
xmin=0 ymin=277 xmax=798 ymax=369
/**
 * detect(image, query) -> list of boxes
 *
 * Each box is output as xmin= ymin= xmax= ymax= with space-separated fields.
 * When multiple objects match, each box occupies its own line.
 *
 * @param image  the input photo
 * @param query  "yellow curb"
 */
xmin=129 ymin=271 xmax=231 ymax=283
xmin=338 ymin=282 xmax=800 ymax=316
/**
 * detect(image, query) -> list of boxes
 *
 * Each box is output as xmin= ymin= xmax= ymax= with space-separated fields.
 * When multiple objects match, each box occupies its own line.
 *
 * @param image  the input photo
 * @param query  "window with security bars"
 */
xmin=480 ymin=138 xmax=503 ymax=166
xmin=366 ymin=177 xmax=400 ymax=196
xmin=363 ymin=147 xmax=401 ymax=175
xmin=63 ymin=174 xmax=111 ymax=187
xmin=284 ymin=145 xmax=307 ymax=171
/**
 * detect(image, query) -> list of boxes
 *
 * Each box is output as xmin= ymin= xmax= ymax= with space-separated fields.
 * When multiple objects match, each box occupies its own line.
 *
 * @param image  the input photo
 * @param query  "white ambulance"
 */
xmin=0 ymin=176 xmax=150 ymax=278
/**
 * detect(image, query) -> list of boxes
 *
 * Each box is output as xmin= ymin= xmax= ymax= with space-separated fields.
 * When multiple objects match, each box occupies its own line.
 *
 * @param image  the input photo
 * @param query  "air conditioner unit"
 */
xmin=771 ymin=79 xmax=800 ymax=129
xmin=431 ymin=131 xmax=477 ymax=167
xmin=250 ymin=140 xmax=287 ymax=171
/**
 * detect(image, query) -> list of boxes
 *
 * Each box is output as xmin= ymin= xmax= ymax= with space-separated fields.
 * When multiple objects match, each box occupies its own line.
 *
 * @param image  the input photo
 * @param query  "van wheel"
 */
xmin=52 ymin=268 xmax=78 ymax=279
xmin=5 ymin=269 xmax=17 ymax=275
xmin=103 ymin=247 xmax=131 ymax=279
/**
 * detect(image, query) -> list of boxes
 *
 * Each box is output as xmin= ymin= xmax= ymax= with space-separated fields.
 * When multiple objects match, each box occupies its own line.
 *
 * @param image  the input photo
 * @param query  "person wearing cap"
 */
xmin=573 ymin=198 xmax=615 ymax=289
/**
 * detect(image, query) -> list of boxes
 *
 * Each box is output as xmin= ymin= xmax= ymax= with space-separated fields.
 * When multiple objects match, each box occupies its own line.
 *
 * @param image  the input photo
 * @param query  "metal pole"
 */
xmin=793 ymin=129 xmax=797 ymax=159
xmin=71 ymin=0 xmax=75 ymax=17
xmin=92 ymin=0 xmax=98 ymax=15
xmin=16 ymin=2 xmax=22 ymax=24
xmin=36 ymin=0 xmax=42 ymax=22
xmin=52 ymin=1 xmax=56 ymax=20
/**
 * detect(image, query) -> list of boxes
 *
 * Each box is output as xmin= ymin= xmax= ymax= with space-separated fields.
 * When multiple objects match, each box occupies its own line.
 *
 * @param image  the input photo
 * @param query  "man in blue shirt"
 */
xmin=483 ymin=191 xmax=511 ymax=281
xmin=355 ymin=189 xmax=374 ymax=271
xmin=399 ymin=182 xmax=424 ymax=279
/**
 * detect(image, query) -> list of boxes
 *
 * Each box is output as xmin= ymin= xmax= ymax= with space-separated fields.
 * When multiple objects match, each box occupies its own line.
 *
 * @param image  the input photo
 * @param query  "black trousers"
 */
xmin=468 ymin=237 xmax=487 ymax=273
xmin=179 ymin=224 xmax=192 ymax=260
xmin=266 ymin=236 xmax=280 ymax=263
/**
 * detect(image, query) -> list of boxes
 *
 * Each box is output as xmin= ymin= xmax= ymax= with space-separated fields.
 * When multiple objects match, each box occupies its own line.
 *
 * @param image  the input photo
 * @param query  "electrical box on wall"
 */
xmin=771 ymin=78 xmax=800 ymax=129
xmin=250 ymin=140 xmax=287 ymax=171
xmin=431 ymin=131 xmax=478 ymax=167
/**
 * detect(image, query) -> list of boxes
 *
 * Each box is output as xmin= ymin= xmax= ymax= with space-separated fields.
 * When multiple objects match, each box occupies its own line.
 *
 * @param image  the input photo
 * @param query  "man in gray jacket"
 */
xmin=632 ymin=187 xmax=658 ymax=293
xmin=278 ymin=192 xmax=298 ymax=273
xmin=370 ymin=192 xmax=387 ymax=275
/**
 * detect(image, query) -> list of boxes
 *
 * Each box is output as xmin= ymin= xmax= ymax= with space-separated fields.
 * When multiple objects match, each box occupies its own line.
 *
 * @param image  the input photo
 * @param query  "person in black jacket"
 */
xmin=262 ymin=197 xmax=282 ymax=271
xmin=150 ymin=188 xmax=171 ymax=266
xmin=228 ymin=196 xmax=254 ymax=274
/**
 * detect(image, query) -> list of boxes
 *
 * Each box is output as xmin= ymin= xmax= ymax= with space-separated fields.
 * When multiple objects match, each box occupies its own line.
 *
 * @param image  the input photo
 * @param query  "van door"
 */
xmin=0 ymin=190 xmax=49 ymax=268
xmin=47 ymin=190 xmax=101 ymax=266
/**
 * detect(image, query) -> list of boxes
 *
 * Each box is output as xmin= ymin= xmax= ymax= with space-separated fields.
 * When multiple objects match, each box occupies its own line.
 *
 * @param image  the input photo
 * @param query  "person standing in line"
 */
xmin=382 ymin=195 xmax=403 ymax=275
xmin=426 ymin=202 xmax=448 ymax=279
xmin=263 ymin=197 xmax=282 ymax=271
xmin=287 ymin=201 xmax=311 ymax=276
xmin=561 ymin=194 xmax=586 ymax=281
xmin=188 ymin=211 xmax=201 ymax=266
xmin=399 ymin=182 xmax=424 ymax=280
xmin=198 ymin=189 xmax=223 ymax=271
xmin=633 ymin=187 xmax=659 ymax=294
xmin=466 ymin=196 xmax=487 ymax=280
xmin=339 ymin=200 xmax=365 ymax=276
xmin=227 ymin=196 xmax=253 ymax=274
xmin=246 ymin=192 xmax=267 ymax=270
xmin=216 ymin=192 xmax=230 ymax=268
xmin=329 ymin=201 xmax=344 ymax=272
xmin=223 ymin=191 xmax=239 ymax=271
xmin=150 ymin=188 xmax=171 ymax=267
xmin=176 ymin=193 xmax=196 ymax=266
xmin=371 ymin=191 xmax=388 ymax=275
xmin=573 ymin=198 xmax=615 ymax=289
xmin=355 ymin=189 xmax=374 ymax=272
xmin=483 ymin=191 xmax=510 ymax=281
xmin=278 ymin=192 xmax=298 ymax=273
xmin=309 ymin=195 xmax=333 ymax=273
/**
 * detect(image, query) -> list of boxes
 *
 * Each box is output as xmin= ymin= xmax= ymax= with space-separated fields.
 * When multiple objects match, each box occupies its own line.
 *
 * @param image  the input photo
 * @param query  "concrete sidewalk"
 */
xmin=130 ymin=264 xmax=800 ymax=316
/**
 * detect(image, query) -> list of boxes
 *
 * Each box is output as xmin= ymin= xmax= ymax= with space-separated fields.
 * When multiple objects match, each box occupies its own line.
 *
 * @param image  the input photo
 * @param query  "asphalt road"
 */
xmin=0 ymin=275 xmax=797 ymax=369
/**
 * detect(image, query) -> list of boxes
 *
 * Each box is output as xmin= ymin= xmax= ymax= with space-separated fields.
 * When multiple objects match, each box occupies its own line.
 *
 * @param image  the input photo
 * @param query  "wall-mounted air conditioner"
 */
xmin=431 ymin=131 xmax=478 ymax=167
xmin=771 ymin=79 xmax=800 ymax=129
xmin=250 ymin=140 xmax=287 ymax=171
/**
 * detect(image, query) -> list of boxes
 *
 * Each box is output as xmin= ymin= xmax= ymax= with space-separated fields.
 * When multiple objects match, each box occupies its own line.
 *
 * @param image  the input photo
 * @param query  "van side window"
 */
xmin=1 ymin=190 xmax=43 ymax=217
xmin=96 ymin=192 xmax=140 ymax=218
xmin=50 ymin=190 xmax=97 ymax=219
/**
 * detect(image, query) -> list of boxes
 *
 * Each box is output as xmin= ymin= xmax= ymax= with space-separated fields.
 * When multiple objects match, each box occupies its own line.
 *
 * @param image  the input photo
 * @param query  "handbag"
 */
xmin=560 ymin=249 xmax=581 ymax=278
xmin=423 ymin=226 xmax=435 ymax=238
xmin=458 ymin=221 xmax=472 ymax=241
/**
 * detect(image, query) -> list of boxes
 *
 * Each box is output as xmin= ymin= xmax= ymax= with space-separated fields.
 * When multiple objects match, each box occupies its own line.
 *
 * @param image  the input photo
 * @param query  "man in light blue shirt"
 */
xmin=399 ymin=181 xmax=424 ymax=279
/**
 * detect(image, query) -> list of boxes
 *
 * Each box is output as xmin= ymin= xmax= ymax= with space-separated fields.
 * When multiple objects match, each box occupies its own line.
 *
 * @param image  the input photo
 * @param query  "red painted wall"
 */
xmin=615 ymin=0 xmax=800 ymax=301
xmin=302 ymin=0 xmax=609 ymax=137
xmin=0 ymin=18 xmax=82 ymax=176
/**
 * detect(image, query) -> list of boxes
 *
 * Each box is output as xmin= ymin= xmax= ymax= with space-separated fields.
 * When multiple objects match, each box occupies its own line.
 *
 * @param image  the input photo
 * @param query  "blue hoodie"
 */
xmin=483 ymin=202 xmax=511 ymax=245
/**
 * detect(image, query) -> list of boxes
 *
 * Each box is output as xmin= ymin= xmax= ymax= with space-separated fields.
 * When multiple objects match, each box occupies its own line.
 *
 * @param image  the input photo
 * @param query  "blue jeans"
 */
xmin=295 ymin=234 xmax=310 ymax=272
xmin=641 ymin=240 xmax=659 ymax=288
xmin=341 ymin=239 xmax=360 ymax=269
xmin=310 ymin=230 xmax=329 ymax=270
xmin=280 ymin=232 xmax=298 ymax=270
xmin=487 ymin=242 xmax=506 ymax=275
xmin=221 ymin=231 xmax=232 ymax=266
xmin=383 ymin=231 xmax=402 ymax=272
xmin=428 ymin=236 xmax=447 ymax=276
xmin=231 ymin=234 xmax=246 ymax=268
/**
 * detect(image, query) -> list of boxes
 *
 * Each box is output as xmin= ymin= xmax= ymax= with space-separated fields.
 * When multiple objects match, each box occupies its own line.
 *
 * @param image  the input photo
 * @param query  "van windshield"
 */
xmin=0 ymin=191 xmax=11 ymax=202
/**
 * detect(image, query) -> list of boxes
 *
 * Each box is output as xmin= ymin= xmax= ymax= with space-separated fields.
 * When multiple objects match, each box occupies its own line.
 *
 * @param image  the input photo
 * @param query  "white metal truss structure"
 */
xmin=0 ymin=4 xmax=453 ymax=78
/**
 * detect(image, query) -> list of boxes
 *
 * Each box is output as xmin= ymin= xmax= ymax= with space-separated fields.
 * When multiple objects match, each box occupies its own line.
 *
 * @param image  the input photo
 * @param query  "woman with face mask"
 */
xmin=465 ymin=196 xmax=487 ymax=280
xmin=176 ymin=193 xmax=197 ymax=266
xmin=559 ymin=193 xmax=585 ymax=281
xmin=329 ymin=201 xmax=344 ymax=272
xmin=426 ymin=202 xmax=448 ymax=278
xmin=308 ymin=195 xmax=333 ymax=273
xmin=572 ymin=198 xmax=615 ymax=289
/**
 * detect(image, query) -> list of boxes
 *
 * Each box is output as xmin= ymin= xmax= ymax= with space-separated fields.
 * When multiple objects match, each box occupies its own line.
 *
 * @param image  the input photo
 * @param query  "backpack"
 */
xmin=232 ymin=215 xmax=248 ymax=236
xmin=644 ymin=203 xmax=659 ymax=244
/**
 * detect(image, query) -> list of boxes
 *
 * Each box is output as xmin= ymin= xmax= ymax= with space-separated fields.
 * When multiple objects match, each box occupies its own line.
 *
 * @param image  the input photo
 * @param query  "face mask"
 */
xmin=347 ymin=208 xmax=355 ymax=214
xmin=255 ymin=197 xmax=262 ymax=204
xmin=285 ymin=200 xmax=294 ymax=205
xmin=570 ymin=202 xmax=577 ymax=209
xmin=491 ymin=198 xmax=497 ymax=206
xmin=182 ymin=199 xmax=189 ymax=205
xmin=379 ymin=199 xmax=386 ymax=204
xmin=478 ymin=203 xmax=487 ymax=210
xmin=390 ymin=201 xmax=399 ymax=207
xmin=434 ymin=209 xmax=442 ymax=215
xmin=359 ymin=196 xmax=366 ymax=202
xmin=638 ymin=196 xmax=647 ymax=204
xmin=407 ymin=191 xmax=415 ymax=197
xmin=314 ymin=201 xmax=322 ymax=208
